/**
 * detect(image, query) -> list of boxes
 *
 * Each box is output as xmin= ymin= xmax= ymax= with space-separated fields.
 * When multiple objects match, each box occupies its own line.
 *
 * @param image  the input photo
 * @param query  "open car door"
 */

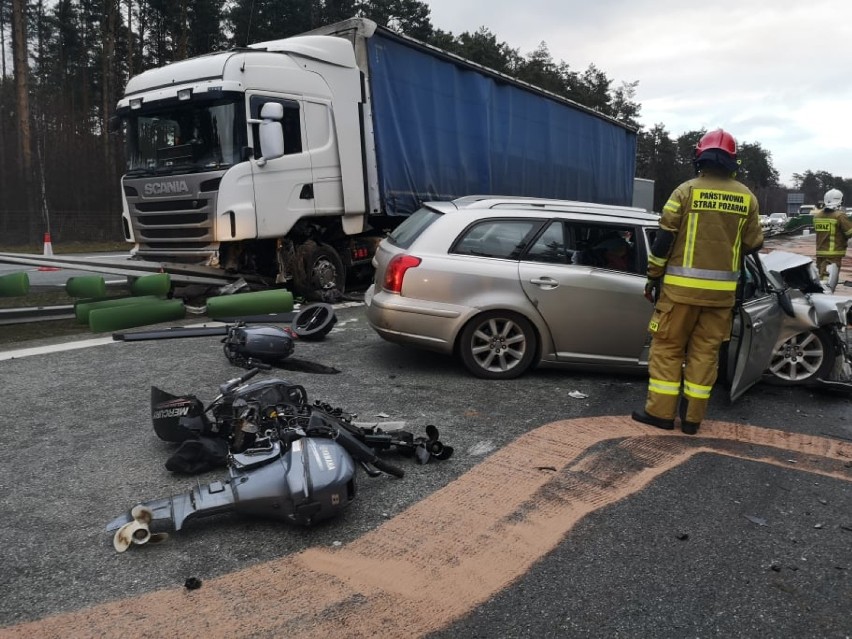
xmin=727 ymin=297 xmax=783 ymax=401
xmin=726 ymin=255 xmax=785 ymax=401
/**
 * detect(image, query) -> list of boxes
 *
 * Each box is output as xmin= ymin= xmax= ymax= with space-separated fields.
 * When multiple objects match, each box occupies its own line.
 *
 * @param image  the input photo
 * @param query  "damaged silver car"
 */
xmin=735 ymin=251 xmax=852 ymax=394
xmin=365 ymin=197 xmax=852 ymax=397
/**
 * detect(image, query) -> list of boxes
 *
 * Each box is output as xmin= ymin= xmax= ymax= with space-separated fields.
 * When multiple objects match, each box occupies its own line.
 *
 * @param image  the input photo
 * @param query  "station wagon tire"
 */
xmin=765 ymin=328 xmax=835 ymax=386
xmin=458 ymin=311 xmax=537 ymax=379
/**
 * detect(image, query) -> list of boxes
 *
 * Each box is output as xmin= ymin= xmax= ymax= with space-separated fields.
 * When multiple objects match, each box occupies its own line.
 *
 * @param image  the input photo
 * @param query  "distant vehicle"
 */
xmin=364 ymin=196 xmax=852 ymax=393
xmin=768 ymin=212 xmax=788 ymax=231
xmin=759 ymin=215 xmax=771 ymax=231
xmin=798 ymin=205 xmax=816 ymax=217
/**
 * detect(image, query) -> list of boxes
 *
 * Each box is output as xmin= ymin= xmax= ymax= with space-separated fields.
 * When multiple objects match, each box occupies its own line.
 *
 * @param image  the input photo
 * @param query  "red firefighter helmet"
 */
xmin=695 ymin=129 xmax=737 ymax=157
xmin=694 ymin=129 xmax=738 ymax=173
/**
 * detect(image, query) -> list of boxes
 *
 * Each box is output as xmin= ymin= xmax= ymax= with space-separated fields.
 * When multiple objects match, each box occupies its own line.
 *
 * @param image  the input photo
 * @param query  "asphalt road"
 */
xmin=0 ymin=296 xmax=850 ymax=638
xmin=2 ymin=229 xmax=851 ymax=637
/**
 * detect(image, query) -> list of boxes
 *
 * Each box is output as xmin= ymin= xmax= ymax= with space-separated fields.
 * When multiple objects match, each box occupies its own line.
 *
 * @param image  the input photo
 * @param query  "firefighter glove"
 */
xmin=644 ymin=277 xmax=661 ymax=304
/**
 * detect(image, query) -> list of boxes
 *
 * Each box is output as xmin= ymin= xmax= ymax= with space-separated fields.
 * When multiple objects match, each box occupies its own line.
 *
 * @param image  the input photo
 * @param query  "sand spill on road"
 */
xmin=3 ymin=417 xmax=850 ymax=639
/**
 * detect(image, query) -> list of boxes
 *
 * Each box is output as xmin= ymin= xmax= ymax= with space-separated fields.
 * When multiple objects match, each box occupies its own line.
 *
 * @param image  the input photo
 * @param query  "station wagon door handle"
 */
xmin=530 ymin=277 xmax=559 ymax=290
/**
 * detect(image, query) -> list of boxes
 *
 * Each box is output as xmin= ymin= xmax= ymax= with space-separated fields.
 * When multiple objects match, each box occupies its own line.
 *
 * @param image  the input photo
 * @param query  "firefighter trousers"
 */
xmin=644 ymin=292 xmax=734 ymax=425
xmin=816 ymin=255 xmax=843 ymax=279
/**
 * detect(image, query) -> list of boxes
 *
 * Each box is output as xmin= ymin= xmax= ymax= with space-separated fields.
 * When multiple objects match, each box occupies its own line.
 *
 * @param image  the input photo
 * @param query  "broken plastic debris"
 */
xmin=744 ymin=515 xmax=767 ymax=527
xmin=353 ymin=421 xmax=406 ymax=431
xmin=374 ymin=412 xmax=390 ymax=418
xmin=184 ymin=577 xmax=202 ymax=590
xmin=568 ymin=390 xmax=588 ymax=399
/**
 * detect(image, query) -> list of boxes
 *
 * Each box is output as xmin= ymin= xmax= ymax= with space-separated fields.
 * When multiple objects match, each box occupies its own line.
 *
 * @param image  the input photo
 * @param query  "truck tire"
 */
xmin=297 ymin=242 xmax=345 ymax=302
xmin=458 ymin=310 xmax=537 ymax=380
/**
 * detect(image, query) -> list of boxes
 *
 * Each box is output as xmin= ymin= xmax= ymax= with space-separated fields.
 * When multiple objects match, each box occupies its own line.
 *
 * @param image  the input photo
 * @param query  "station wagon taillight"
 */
xmin=383 ymin=255 xmax=421 ymax=293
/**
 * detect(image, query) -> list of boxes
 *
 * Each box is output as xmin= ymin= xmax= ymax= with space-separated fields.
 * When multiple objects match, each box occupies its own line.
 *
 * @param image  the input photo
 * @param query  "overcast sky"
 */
xmin=424 ymin=0 xmax=850 ymax=187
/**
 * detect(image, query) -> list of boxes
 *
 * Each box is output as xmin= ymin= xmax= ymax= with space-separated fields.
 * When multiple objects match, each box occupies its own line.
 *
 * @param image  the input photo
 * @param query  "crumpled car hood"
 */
xmin=759 ymin=250 xmax=813 ymax=272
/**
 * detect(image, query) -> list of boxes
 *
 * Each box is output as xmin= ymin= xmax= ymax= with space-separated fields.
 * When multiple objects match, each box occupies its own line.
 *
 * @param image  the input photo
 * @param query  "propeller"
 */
xmin=414 ymin=425 xmax=454 ymax=464
xmin=112 ymin=505 xmax=169 ymax=552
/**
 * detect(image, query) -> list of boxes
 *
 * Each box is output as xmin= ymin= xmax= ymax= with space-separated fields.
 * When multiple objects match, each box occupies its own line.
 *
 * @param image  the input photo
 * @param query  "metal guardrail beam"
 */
xmin=0 ymin=252 xmax=269 ymax=287
xmin=0 ymin=305 xmax=75 ymax=325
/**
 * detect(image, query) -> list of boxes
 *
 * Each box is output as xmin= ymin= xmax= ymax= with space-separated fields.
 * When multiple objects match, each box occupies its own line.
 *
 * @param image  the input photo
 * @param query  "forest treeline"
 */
xmin=0 ymin=0 xmax=848 ymax=244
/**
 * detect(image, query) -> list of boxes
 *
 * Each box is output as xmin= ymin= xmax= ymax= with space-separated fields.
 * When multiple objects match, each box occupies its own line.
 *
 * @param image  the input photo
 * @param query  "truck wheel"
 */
xmin=298 ymin=242 xmax=345 ymax=302
xmin=765 ymin=328 xmax=835 ymax=386
xmin=458 ymin=310 xmax=537 ymax=379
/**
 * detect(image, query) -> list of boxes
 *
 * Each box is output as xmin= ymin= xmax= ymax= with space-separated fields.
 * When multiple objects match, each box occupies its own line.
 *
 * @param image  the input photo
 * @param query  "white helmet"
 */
xmin=824 ymin=188 xmax=843 ymax=210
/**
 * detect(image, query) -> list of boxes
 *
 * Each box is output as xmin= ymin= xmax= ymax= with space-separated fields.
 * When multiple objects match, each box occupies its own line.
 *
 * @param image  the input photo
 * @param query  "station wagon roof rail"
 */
xmin=423 ymin=196 xmax=658 ymax=222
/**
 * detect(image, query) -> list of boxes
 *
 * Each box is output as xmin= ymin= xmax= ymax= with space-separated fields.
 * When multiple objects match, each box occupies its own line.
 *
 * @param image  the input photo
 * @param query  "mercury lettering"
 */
xmin=152 ymin=406 xmax=190 ymax=419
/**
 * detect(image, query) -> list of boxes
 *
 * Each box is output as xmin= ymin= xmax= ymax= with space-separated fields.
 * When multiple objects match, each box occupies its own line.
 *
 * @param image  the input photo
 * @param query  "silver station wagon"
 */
xmin=365 ymin=197 xmax=852 ymax=398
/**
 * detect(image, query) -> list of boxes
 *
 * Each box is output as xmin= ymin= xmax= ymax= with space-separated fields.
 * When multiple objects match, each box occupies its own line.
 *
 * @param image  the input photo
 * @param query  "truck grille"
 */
xmin=124 ymin=173 xmax=222 ymax=262
xmin=136 ymin=213 xmax=209 ymax=226
xmin=136 ymin=200 xmax=208 ymax=213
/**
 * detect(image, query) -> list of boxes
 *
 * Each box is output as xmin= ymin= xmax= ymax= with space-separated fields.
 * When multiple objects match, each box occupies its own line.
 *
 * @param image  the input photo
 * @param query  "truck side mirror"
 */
xmin=255 ymin=102 xmax=285 ymax=166
xmin=108 ymin=115 xmax=122 ymax=135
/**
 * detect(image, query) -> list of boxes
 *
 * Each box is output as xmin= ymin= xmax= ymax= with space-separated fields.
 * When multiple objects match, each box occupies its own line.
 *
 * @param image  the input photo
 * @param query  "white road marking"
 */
xmin=0 ymin=337 xmax=117 ymax=361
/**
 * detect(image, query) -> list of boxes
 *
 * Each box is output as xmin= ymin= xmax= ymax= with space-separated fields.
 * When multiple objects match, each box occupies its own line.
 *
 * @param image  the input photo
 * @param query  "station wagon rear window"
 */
xmin=386 ymin=207 xmax=442 ymax=249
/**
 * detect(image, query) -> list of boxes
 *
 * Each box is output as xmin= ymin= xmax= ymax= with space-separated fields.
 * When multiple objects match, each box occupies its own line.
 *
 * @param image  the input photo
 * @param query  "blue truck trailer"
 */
xmin=112 ymin=17 xmax=637 ymax=298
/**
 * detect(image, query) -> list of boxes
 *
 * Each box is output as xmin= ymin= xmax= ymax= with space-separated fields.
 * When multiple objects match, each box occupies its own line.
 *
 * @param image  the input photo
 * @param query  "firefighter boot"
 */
xmin=631 ymin=409 xmax=675 ymax=431
xmin=678 ymin=398 xmax=700 ymax=435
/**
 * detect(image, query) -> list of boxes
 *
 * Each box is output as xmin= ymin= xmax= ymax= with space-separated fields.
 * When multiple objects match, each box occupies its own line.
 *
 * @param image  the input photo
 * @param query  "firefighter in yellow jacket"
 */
xmin=632 ymin=129 xmax=763 ymax=434
xmin=813 ymin=188 xmax=852 ymax=279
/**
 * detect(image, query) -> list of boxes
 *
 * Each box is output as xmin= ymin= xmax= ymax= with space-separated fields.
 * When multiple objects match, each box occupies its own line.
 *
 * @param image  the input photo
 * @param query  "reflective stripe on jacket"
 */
xmin=647 ymin=175 xmax=763 ymax=307
xmin=813 ymin=209 xmax=852 ymax=257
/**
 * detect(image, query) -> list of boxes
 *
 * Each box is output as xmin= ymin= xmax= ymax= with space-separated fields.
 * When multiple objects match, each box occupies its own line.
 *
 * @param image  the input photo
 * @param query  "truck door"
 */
xmin=727 ymin=257 xmax=784 ymax=401
xmin=248 ymin=94 xmax=315 ymax=236
xmin=303 ymin=99 xmax=343 ymax=215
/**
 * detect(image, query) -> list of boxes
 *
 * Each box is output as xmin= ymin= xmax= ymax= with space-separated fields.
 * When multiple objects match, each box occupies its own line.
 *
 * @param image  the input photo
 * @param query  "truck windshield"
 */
xmin=124 ymin=95 xmax=246 ymax=176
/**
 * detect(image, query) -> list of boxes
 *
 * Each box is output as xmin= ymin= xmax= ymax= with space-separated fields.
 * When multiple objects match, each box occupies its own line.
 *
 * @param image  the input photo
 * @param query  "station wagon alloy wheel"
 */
xmin=767 ymin=328 xmax=835 ymax=385
xmin=459 ymin=311 xmax=537 ymax=379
